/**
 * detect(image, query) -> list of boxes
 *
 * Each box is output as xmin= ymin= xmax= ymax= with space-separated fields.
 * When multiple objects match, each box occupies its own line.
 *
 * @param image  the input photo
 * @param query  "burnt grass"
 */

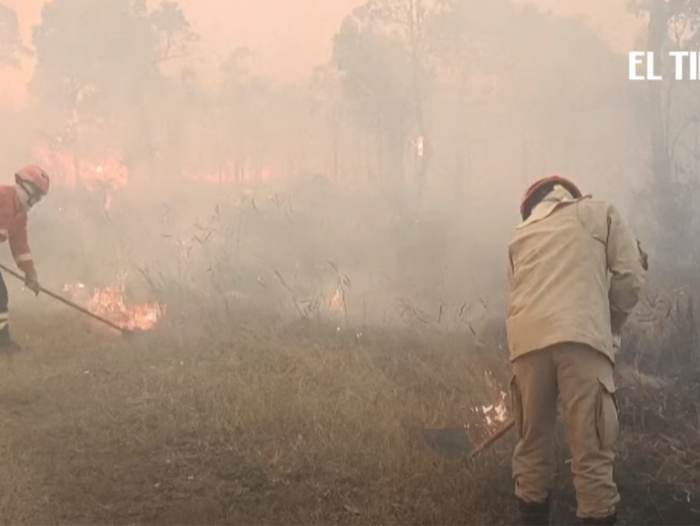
xmin=0 ymin=303 xmax=699 ymax=525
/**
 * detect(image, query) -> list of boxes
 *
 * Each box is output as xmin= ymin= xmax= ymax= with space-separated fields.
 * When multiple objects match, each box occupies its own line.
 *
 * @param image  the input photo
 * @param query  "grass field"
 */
xmin=0 ymin=296 xmax=699 ymax=525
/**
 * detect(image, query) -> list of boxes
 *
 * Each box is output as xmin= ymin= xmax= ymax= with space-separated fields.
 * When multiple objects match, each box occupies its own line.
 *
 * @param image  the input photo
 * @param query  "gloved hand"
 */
xmin=24 ymin=271 xmax=40 ymax=296
xmin=612 ymin=333 xmax=622 ymax=355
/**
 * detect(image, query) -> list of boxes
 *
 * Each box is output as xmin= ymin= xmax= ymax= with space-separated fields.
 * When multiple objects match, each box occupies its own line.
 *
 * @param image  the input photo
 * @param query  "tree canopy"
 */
xmin=0 ymin=2 xmax=27 ymax=67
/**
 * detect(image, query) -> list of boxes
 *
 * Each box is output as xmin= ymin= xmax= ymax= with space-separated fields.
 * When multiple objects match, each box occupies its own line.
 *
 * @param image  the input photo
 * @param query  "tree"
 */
xmin=310 ymin=64 xmax=347 ymax=181
xmin=0 ymin=2 xmax=27 ymax=67
xmin=32 ymin=0 xmax=157 ymax=121
xmin=30 ymin=0 xmax=198 ymax=175
xmin=423 ymin=0 xmax=630 ymax=208
xmin=628 ymin=0 xmax=700 ymax=265
xmin=368 ymin=0 xmax=436 ymax=201
xmin=217 ymin=48 xmax=272 ymax=182
xmin=150 ymin=1 xmax=198 ymax=63
xmin=333 ymin=1 xmax=438 ymax=215
xmin=428 ymin=0 xmax=514 ymax=200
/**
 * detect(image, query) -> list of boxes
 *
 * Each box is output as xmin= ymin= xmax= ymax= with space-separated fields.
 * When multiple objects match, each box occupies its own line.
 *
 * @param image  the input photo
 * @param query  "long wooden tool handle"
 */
xmin=0 ymin=262 xmax=127 ymax=333
xmin=467 ymin=419 xmax=516 ymax=460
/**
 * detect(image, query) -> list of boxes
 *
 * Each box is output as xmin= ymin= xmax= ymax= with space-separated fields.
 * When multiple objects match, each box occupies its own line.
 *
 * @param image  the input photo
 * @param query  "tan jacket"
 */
xmin=506 ymin=186 xmax=646 ymax=363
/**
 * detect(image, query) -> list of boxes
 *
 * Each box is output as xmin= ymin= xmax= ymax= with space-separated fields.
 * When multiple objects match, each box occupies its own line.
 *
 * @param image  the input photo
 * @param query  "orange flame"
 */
xmin=480 ymin=391 xmax=508 ymax=427
xmin=32 ymin=146 xmax=127 ymax=210
xmin=184 ymin=163 xmax=275 ymax=184
xmin=33 ymin=146 xmax=128 ymax=189
xmin=63 ymin=282 xmax=165 ymax=331
xmin=329 ymin=287 xmax=344 ymax=313
xmin=34 ymin=144 xmax=280 ymax=193
xmin=464 ymin=390 xmax=509 ymax=435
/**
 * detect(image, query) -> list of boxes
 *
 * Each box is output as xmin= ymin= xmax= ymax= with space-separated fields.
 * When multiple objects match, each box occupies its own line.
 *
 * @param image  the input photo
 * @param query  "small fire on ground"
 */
xmin=329 ymin=287 xmax=344 ymax=313
xmin=465 ymin=391 xmax=509 ymax=433
xmin=63 ymin=282 xmax=166 ymax=331
xmin=480 ymin=391 xmax=508 ymax=426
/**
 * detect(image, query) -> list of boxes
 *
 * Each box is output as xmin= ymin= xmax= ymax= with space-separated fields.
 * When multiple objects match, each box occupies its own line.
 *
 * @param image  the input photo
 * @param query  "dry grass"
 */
xmin=0 ymin=304 xmax=513 ymax=525
xmin=0 ymin=297 xmax=699 ymax=525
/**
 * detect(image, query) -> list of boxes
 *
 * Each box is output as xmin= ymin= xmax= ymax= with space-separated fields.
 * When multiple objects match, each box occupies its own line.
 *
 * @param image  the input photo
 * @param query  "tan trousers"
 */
xmin=510 ymin=342 xmax=620 ymax=519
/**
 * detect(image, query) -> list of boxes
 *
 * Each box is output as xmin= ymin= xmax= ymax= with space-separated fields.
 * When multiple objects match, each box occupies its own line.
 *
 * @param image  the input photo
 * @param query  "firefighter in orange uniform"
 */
xmin=506 ymin=176 xmax=646 ymax=525
xmin=0 ymin=166 xmax=50 ymax=354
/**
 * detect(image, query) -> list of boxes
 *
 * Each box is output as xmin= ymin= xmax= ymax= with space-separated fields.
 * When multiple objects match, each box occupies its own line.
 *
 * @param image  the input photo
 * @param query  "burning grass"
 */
xmin=62 ymin=281 xmax=166 ymax=331
xmin=0 ymin=299 xmax=699 ymax=525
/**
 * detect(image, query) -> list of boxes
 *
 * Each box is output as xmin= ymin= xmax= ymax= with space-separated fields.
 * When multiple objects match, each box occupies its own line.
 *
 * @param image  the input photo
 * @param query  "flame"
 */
xmin=329 ymin=287 xmax=344 ymax=313
xmin=63 ymin=282 xmax=165 ymax=331
xmin=34 ymin=144 xmax=280 ymax=198
xmin=184 ymin=163 xmax=275 ymax=183
xmin=33 ymin=146 xmax=128 ymax=189
xmin=32 ymin=146 xmax=127 ymax=210
xmin=413 ymin=135 xmax=425 ymax=157
xmin=480 ymin=391 xmax=508 ymax=427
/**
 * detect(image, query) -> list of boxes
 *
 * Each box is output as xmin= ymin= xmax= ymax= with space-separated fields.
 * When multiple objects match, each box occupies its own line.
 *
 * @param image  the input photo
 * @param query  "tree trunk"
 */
xmin=648 ymin=0 xmax=670 ymax=186
xmin=647 ymin=0 xmax=677 ymax=258
xmin=407 ymin=0 xmax=430 ymax=209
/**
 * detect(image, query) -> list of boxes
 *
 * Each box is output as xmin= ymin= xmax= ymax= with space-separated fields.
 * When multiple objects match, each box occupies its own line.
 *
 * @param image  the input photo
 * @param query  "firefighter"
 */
xmin=0 ymin=165 xmax=50 ymax=354
xmin=506 ymin=176 xmax=646 ymax=526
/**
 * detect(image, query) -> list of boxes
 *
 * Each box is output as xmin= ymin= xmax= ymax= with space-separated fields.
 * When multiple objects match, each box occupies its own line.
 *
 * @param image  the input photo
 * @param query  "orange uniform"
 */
xmin=0 ymin=165 xmax=48 ymax=353
xmin=0 ymin=185 xmax=36 ymax=276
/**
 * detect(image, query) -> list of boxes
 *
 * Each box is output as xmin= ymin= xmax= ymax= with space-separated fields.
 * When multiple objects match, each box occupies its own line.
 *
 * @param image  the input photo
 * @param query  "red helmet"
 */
xmin=15 ymin=165 xmax=50 ymax=196
xmin=520 ymin=175 xmax=582 ymax=219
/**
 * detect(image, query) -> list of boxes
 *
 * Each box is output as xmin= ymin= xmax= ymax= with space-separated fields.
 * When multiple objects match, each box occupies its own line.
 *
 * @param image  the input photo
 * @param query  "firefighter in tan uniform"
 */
xmin=0 ymin=166 xmax=50 ymax=354
xmin=506 ymin=176 xmax=646 ymax=526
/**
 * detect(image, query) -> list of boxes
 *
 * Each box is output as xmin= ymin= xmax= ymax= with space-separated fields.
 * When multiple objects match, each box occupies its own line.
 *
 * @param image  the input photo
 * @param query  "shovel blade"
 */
xmin=417 ymin=427 xmax=475 ymax=458
xmin=416 ymin=419 xmax=516 ymax=459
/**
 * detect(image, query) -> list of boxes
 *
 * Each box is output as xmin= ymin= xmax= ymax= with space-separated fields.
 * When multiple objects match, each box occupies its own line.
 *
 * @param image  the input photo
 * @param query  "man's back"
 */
xmin=507 ymin=177 xmax=645 ymax=525
xmin=0 ymin=185 xmax=23 ymax=238
xmin=507 ymin=195 xmax=643 ymax=362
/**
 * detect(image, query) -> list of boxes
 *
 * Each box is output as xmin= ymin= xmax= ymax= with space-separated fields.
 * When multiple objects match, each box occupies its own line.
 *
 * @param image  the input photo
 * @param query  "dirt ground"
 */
xmin=0 ymin=306 xmax=699 ymax=525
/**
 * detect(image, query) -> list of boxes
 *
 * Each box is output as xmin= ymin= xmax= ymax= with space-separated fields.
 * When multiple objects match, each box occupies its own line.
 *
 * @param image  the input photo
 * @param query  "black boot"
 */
xmin=581 ymin=515 xmax=616 ymax=526
xmin=518 ymin=496 xmax=550 ymax=526
xmin=0 ymin=325 xmax=21 ymax=355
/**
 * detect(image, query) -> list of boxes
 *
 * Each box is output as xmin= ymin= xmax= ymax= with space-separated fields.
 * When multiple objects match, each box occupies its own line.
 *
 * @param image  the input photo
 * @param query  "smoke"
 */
xmin=0 ymin=0 xmax=658 ymax=331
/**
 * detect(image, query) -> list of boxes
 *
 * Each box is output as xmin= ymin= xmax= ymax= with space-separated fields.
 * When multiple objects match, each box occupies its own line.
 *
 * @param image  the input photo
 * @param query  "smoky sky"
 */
xmin=0 ymin=0 xmax=641 ymax=109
